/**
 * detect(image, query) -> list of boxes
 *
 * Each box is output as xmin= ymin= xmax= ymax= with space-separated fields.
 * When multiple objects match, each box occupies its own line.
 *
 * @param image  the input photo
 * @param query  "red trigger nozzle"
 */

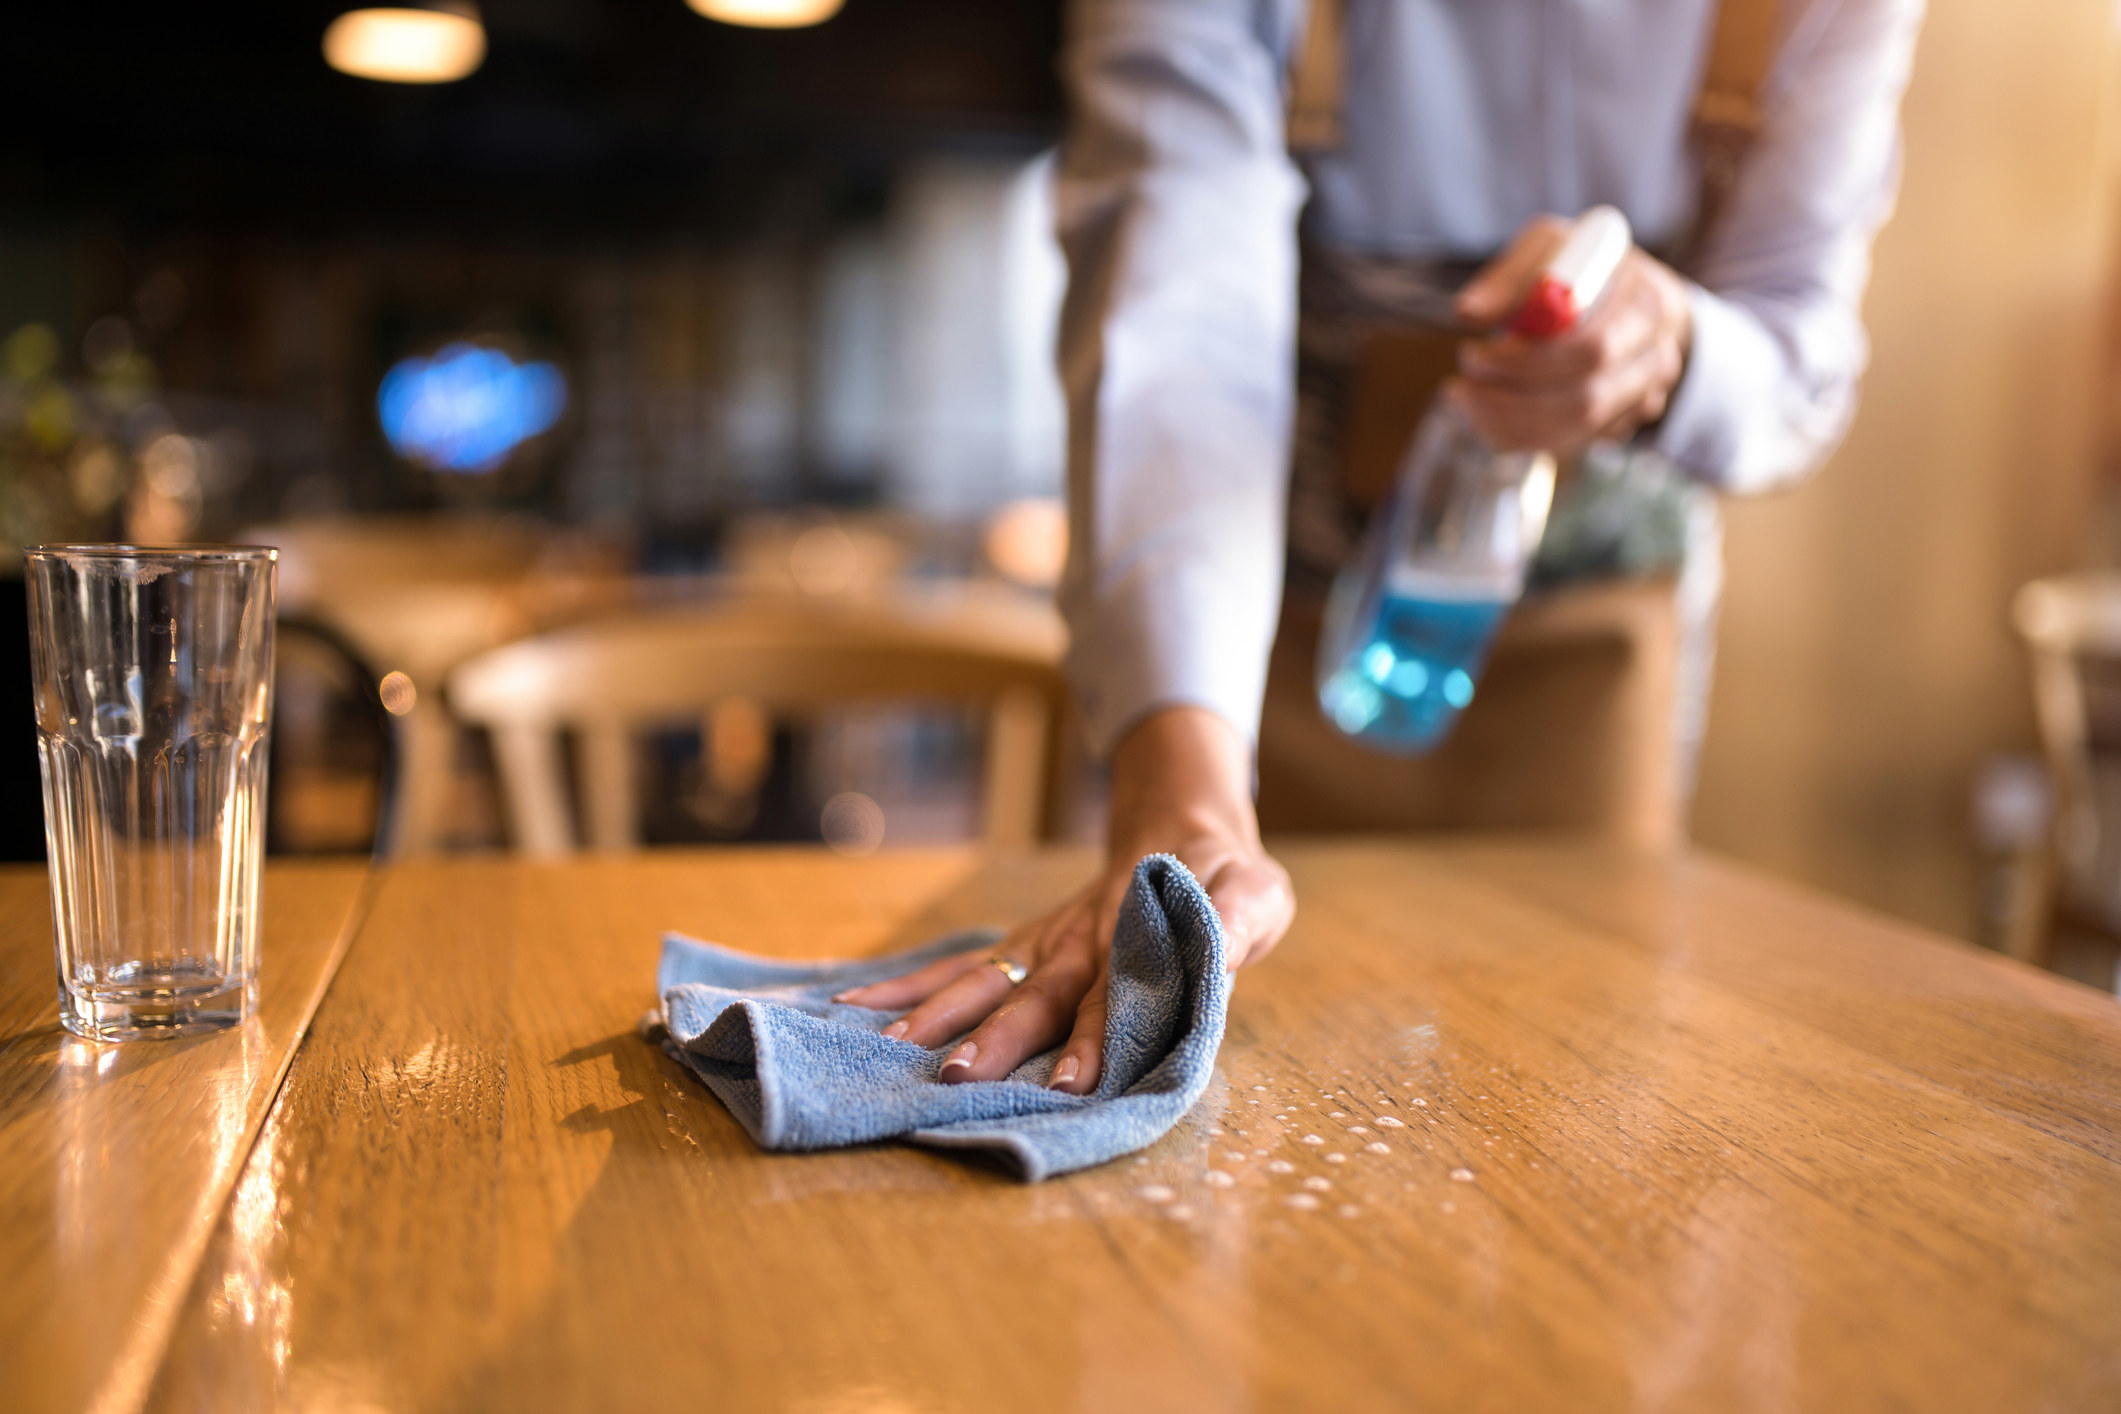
xmin=1509 ymin=275 xmax=1578 ymax=340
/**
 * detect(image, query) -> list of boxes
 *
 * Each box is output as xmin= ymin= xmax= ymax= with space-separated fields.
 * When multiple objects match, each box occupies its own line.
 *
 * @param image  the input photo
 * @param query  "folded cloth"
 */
xmin=650 ymin=854 xmax=1230 ymax=1181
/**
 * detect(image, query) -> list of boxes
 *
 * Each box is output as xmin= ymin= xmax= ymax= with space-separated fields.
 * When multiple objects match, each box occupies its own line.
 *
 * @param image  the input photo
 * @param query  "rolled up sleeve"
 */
xmin=1054 ymin=0 xmax=1307 ymax=754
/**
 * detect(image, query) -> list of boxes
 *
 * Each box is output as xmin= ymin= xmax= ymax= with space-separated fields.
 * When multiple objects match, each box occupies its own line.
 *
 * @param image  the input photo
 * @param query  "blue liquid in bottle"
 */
xmin=1318 ymin=583 xmax=1510 ymax=753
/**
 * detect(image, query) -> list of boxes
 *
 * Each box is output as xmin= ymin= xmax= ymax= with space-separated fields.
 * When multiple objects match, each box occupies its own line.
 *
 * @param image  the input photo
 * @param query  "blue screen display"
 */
xmin=378 ymin=343 xmax=567 ymax=473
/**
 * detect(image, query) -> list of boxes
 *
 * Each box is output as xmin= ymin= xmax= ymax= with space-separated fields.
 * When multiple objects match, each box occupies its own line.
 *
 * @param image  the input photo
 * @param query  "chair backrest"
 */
xmin=2012 ymin=574 xmax=2121 ymax=928
xmin=446 ymin=598 xmax=1069 ymax=856
xmin=246 ymin=516 xmax=635 ymax=855
xmin=268 ymin=615 xmax=401 ymax=857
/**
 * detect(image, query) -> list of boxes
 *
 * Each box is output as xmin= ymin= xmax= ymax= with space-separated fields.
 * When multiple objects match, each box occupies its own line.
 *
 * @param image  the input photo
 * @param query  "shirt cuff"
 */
xmin=1650 ymin=283 xmax=1786 ymax=493
xmin=1063 ymin=536 xmax=1284 ymax=759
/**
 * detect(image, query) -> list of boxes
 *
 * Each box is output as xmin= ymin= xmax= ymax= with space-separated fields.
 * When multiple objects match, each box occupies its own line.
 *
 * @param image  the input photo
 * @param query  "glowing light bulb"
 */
xmin=324 ymin=7 xmax=486 ymax=83
xmin=684 ymin=0 xmax=845 ymax=29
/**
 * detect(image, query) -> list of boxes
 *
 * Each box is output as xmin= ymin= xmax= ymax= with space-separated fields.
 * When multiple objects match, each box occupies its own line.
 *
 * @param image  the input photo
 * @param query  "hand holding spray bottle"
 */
xmin=1314 ymin=206 xmax=1634 ymax=752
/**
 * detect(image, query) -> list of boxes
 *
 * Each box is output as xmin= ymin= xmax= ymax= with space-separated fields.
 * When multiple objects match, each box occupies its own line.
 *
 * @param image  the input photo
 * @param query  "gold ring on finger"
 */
xmin=986 ymin=954 xmax=1028 ymax=986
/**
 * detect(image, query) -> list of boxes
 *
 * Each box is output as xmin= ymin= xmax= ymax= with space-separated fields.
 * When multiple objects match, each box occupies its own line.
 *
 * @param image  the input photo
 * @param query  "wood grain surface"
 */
xmin=0 ymin=860 xmax=371 ymax=1414
xmin=144 ymin=842 xmax=2121 ymax=1413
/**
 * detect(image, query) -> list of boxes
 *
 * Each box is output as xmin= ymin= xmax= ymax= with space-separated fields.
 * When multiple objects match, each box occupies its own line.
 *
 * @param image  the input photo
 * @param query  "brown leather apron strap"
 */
xmin=1684 ymin=0 xmax=1781 ymax=264
xmin=1286 ymin=0 xmax=1347 ymax=153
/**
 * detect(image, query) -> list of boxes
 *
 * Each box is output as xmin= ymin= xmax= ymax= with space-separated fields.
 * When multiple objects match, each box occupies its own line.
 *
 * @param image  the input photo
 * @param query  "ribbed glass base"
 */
xmin=60 ymin=971 xmax=255 ymax=1041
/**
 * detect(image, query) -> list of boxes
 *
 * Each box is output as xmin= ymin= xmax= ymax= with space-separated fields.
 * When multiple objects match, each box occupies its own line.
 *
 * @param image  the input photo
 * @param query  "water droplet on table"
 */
xmin=1366 ymin=1142 xmax=1390 ymax=1155
xmin=1204 ymin=1170 xmax=1235 ymax=1188
xmin=1286 ymin=1192 xmax=1321 ymax=1211
xmin=1302 ymin=1175 xmax=1331 ymax=1191
xmin=1267 ymin=1159 xmax=1296 ymax=1175
xmin=1301 ymin=1134 xmax=1323 ymax=1146
xmin=1376 ymin=1116 xmax=1405 ymax=1128
xmin=1450 ymin=1167 xmax=1475 ymax=1182
xmin=1324 ymin=1153 xmax=1347 ymax=1164
xmin=1138 ymin=1184 xmax=1176 ymax=1203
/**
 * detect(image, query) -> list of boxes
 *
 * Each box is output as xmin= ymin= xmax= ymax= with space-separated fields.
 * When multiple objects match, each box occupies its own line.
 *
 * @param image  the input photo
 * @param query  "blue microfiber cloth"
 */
xmin=649 ymin=854 xmax=1230 ymax=1181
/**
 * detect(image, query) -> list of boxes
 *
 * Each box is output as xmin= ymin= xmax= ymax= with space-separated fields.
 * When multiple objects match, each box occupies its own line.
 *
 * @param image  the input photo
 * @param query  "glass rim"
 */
xmin=25 ymin=543 xmax=278 ymax=563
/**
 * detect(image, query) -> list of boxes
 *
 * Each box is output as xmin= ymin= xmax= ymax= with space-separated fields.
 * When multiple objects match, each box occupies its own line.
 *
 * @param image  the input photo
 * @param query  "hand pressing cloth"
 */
xmin=648 ymin=855 xmax=1230 ymax=1181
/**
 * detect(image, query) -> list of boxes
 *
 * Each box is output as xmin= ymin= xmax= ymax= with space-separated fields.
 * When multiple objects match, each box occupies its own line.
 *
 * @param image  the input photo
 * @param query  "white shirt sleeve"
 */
xmin=1053 ymin=0 xmax=1923 ymax=755
xmin=1653 ymin=0 xmax=1926 ymax=494
xmin=1054 ymin=0 xmax=1306 ymax=756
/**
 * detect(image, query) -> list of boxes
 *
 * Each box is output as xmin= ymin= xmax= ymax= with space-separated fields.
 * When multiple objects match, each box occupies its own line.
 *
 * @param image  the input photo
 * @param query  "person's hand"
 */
xmin=1448 ymin=214 xmax=1693 ymax=460
xmin=833 ymin=706 xmax=1293 ymax=1094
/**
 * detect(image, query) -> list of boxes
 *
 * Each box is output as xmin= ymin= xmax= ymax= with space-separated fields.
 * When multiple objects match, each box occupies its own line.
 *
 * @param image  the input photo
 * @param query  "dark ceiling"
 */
xmin=0 ymin=0 xmax=1066 ymax=243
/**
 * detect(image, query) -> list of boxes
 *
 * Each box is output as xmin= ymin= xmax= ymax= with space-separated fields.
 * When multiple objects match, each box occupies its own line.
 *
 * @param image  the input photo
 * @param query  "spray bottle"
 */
xmin=1314 ymin=206 xmax=1634 ymax=752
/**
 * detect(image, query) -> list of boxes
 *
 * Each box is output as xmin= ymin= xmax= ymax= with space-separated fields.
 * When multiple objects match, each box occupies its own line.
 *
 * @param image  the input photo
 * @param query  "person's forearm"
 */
xmin=1105 ymin=705 xmax=1261 ymax=863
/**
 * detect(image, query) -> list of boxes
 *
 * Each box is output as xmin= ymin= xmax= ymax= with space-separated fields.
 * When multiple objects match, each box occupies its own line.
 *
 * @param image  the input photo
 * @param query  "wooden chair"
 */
xmin=446 ymin=598 xmax=1069 ymax=856
xmin=2008 ymin=573 xmax=2121 ymax=968
xmin=246 ymin=516 xmax=631 ymax=854
xmin=1257 ymin=576 xmax=1686 ymax=849
xmin=267 ymin=615 xmax=401 ymax=857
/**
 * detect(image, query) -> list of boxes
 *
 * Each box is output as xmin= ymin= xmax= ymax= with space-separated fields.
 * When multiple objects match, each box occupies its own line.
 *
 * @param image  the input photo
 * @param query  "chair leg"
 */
xmin=581 ymin=724 xmax=639 ymax=853
xmin=388 ymin=702 xmax=460 ymax=856
xmin=2000 ymin=844 xmax=2058 ymax=970
xmin=982 ymin=688 xmax=1049 ymax=849
xmin=493 ymin=725 xmax=576 ymax=858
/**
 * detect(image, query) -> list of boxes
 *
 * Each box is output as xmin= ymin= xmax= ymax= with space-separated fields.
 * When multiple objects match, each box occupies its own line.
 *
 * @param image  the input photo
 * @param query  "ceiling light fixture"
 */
xmin=324 ymin=2 xmax=487 ymax=84
xmin=684 ymin=0 xmax=846 ymax=30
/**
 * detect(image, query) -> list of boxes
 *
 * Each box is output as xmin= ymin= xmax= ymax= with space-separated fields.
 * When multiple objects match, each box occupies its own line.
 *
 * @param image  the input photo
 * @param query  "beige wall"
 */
xmin=1692 ymin=0 xmax=2119 ymax=938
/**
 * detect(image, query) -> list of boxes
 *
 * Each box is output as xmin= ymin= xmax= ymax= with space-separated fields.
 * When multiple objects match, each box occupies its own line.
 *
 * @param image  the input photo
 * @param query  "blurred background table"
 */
xmin=0 ymin=862 xmax=370 ymax=1414
xmin=107 ymin=839 xmax=2121 ymax=1413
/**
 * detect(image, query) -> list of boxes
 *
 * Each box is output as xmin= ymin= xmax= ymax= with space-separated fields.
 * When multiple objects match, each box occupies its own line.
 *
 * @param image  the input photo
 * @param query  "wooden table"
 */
xmin=0 ymin=861 xmax=371 ymax=1414
xmin=5 ymin=842 xmax=2119 ymax=1412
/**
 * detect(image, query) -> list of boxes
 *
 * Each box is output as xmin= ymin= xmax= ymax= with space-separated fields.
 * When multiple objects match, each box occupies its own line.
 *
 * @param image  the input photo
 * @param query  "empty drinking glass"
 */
xmin=26 ymin=545 xmax=276 ymax=1040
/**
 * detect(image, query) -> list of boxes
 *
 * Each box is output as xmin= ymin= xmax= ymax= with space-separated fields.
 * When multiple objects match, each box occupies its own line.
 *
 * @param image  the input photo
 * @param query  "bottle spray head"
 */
xmin=1506 ymin=206 xmax=1633 ymax=340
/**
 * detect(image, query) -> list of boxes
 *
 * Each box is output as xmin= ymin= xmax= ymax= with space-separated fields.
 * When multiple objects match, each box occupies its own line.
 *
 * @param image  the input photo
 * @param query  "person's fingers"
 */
xmin=1598 ymin=333 xmax=1686 ymax=440
xmin=1454 ymin=214 xmax=1570 ymax=330
xmin=833 ymin=948 xmax=990 ymax=1010
xmin=881 ymin=957 xmax=1019 ymax=1048
xmin=1452 ymin=378 xmax=1599 ymax=457
xmin=1450 ymin=343 xmax=1666 ymax=455
xmin=938 ymin=911 xmax=1101 ymax=1083
xmin=1045 ymin=957 xmax=1110 ymax=1094
xmin=1462 ymin=301 xmax=1653 ymax=387
xmin=1460 ymin=263 xmax=1661 ymax=386
xmin=1203 ymin=854 xmax=1296 ymax=969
